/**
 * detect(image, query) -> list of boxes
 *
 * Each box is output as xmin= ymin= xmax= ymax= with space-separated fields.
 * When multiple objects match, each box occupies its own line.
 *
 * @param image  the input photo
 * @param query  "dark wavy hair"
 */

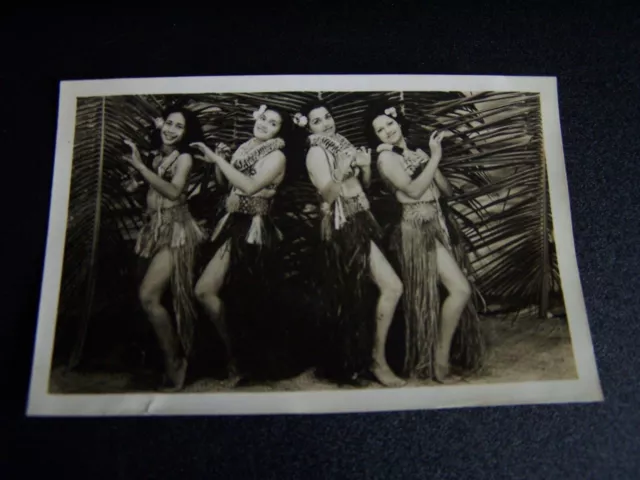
xmin=282 ymin=101 xmax=337 ymax=180
xmin=299 ymin=100 xmax=336 ymax=126
xmin=363 ymin=100 xmax=411 ymax=150
xmin=257 ymin=104 xmax=294 ymax=143
xmin=150 ymin=106 xmax=205 ymax=156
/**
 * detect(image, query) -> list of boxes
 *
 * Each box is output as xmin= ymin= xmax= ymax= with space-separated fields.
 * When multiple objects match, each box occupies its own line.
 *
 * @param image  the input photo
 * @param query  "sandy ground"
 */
xmin=49 ymin=309 xmax=577 ymax=394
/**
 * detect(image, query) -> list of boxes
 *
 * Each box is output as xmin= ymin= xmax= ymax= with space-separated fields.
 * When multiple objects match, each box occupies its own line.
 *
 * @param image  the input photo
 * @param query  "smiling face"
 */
xmin=307 ymin=106 xmax=336 ymax=136
xmin=160 ymin=112 xmax=187 ymax=147
xmin=253 ymin=109 xmax=283 ymax=141
xmin=372 ymin=115 xmax=403 ymax=146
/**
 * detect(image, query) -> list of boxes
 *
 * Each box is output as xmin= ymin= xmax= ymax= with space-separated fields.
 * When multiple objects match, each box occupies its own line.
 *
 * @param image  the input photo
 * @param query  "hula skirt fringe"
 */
xmin=209 ymin=193 xmax=306 ymax=381
xmin=135 ymin=204 xmax=206 ymax=357
xmin=390 ymin=200 xmax=485 ymax=380
xmin=314 ymin=193 xmax=381 ymax=383
xmin=442 ymin=201 xmax=486 ymax=374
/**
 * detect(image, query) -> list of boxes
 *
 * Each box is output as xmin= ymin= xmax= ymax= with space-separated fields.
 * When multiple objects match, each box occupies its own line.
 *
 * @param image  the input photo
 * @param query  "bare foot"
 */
xmin=433 ymin=363 xmax=461 ymax=385
xmin=160 ymin=357 xmax=188 ymax=392
xmin=223 ymin=362 xmax=241 ymax=388
xmin=227 ymin=359 xmax=239 ymax=379
xmin=372 ymin=361 xmax=407 ymax=388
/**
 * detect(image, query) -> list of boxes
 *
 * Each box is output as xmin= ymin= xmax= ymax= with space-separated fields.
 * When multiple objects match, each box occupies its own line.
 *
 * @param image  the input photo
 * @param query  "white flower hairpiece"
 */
xmin=293 ymin=112 xmax=308 ymax=127
xmin=384 ymin=107 xmax=398 ymax=118
xmin=153 ymin=117 xmax=165 ymax=129
xmin=252 ymin=104 xmax=268 ymax=120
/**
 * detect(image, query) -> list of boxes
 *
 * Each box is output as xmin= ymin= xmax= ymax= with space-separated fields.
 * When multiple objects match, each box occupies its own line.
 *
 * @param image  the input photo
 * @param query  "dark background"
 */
xmin=2 ymin=4 xmax=638 ymax=479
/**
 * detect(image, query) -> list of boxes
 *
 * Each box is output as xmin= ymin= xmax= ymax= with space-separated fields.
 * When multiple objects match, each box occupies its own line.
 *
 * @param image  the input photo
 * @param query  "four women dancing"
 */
xmin=125 ymin=98 xmax=484 ymax=391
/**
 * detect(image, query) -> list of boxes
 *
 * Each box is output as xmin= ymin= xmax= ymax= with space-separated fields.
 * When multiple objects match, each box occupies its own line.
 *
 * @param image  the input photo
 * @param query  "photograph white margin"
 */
xmin=26 ymin=74 xmax=603 ymax=417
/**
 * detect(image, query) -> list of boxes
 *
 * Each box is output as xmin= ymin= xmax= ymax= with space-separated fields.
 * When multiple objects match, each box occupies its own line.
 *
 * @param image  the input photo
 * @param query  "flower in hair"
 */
xmin=153 ymin=117 xmax=165 ymax=129
xmin=293 ymin=112 xmax=308 ymax=127
xmin=252 ymin=104 xmax=268 ymax=120
xmin=384 ymin=107 xmax=398 ymax=118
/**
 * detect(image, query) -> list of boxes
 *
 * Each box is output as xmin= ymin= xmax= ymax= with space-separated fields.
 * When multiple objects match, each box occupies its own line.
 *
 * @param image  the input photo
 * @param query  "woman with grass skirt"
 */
xmin=122 ymin=106 xmax=207 ymax=391
xmin=293 ymin=101 xmax=406 ymax=388
xmin=364 ymin=101 xmax=485 ymax=383
xmin=190 ymin=104 xmax=306 ymax=386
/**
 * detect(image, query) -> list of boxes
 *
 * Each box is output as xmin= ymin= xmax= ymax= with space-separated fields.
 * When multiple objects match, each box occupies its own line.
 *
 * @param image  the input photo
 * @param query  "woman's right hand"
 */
xmin=429 ymin=130 xmax=446 ymax=160
xmin=123 ymin=139 xmax=144 ymax=170
xmin=336 ymin=148 xmax=355 ymax=180
xmin=189 ymin=142 xmax=217 ymax=163
xmin=214 ymin=142 xmax=232 ymax=160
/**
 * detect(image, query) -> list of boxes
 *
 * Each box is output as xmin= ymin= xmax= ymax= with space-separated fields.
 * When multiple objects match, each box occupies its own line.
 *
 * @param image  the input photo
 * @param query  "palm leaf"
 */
xmin=56 ymin=90 xmax=561 ymax=368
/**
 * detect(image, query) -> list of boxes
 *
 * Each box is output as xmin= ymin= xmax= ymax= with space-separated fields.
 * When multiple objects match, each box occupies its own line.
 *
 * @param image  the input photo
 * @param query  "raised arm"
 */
xmin=434 ymin=168 xmax=454 ymax=197
xmin=141 ymin=154 xmax=192 ymax=200
xmin=191 ymin=142 xmax=285 ymax=196
xmin=377 ymin=131 xmax=446 ymax=200
xmin=214 ymin=164 xmax=227 ymax=188
xmin=378 ymin=149 xmax=442 ymax=200
xmin=306 ymin=146 xmax=352 ymax=204
xmin=124 ymin=140 xmax=191 ymax=201
xmin=354 ymin=147 xmax=372 ymax=188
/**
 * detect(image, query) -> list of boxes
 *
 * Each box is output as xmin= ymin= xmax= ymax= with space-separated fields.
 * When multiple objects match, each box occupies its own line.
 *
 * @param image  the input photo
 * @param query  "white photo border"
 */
xmin=26 ymin=75 xmax=603 ymax=416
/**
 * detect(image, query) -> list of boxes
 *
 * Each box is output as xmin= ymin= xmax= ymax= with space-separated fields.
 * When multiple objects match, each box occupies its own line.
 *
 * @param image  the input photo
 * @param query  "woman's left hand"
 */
xmin=123 ymin=139 xmax=144 ymax=170
xmin=354 ymin=147 xmax=372 ymax=167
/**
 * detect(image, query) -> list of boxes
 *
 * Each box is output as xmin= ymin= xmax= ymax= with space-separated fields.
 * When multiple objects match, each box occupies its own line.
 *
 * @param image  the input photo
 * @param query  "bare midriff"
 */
xmin=396 ymin=184 xmax=439 ymax=205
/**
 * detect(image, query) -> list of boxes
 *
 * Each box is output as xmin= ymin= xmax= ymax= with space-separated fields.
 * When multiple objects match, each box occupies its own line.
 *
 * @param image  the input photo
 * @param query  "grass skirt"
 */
xmin=313 ymin=202 xmax=382 ymax=384
xmin=390 ymin=201 xmax=485 ymax=379
xmin=209 ymin=200 xmax=309 ymax=381
xmin=135 ymin=204 xmax=206 ymax=357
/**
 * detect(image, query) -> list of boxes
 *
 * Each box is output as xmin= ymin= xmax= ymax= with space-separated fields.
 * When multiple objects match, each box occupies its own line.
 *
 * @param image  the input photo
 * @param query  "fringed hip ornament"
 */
xmin=246 ymin=216 xmax=265 ymax=245
xmin=320 ymin=192 xmax=371 ymax=242
xmin=212 ymin=191 xmax=282 ymax=246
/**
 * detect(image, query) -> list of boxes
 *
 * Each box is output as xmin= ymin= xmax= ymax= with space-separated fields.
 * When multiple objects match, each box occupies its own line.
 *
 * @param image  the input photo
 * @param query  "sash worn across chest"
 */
xmin=308 ymin=133 xmax=367 ymax=235
xmin=212 ymin=137 xmax=285 ymax=246
xmin=231 ymin=137 xmax=285 ymax=176
xmin=308 ymin=133 xmax=361 ymax=180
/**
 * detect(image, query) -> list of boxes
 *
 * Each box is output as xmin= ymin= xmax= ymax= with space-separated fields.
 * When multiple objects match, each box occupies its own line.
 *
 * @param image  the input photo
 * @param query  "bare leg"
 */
xmin=139 ymin=248 xmax=187 ymax=390
xmin=368 ymin=242 xmax=406 ymax=387
xmin=434 ymin=240 xmax=472 ymax=382
xmin=194 ymin=240 xmax=236 ymax=375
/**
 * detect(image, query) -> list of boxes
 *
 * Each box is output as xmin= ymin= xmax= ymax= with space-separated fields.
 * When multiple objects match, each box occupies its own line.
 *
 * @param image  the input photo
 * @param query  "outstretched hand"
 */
xmin=189 ymin=142 xmax=218 ymax=164
xmin=123 ymin=139 xmax=144 ymax=169
xmin=214 ymin=142 xmax=232 ymax=159
xmin=429 ymin=130 xmax=446 ymax=158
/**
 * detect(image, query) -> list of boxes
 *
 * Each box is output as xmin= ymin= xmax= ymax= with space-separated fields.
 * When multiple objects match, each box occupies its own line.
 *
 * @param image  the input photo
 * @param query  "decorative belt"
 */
xmin=144 ymin=203 xmax=189 ymax=241
xmin=225 ymin=192 xmax=272 ymax=216
xmin=400 ymin=201 xmax=441 ymax=223
xmin=212 ymin=192 xmax=278 ymax=245
xmin=321 ymin=192 xmax=371 ymax=231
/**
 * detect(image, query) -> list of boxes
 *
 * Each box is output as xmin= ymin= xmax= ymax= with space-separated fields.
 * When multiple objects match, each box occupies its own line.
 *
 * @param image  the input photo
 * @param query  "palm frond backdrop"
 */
xmin=52 ymin=90 xmax=564 ymax=369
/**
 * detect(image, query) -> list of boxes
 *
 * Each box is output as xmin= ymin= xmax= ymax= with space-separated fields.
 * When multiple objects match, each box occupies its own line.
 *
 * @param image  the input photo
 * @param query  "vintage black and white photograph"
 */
xmin=27 ymin=75 xmax=602 ymax=416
